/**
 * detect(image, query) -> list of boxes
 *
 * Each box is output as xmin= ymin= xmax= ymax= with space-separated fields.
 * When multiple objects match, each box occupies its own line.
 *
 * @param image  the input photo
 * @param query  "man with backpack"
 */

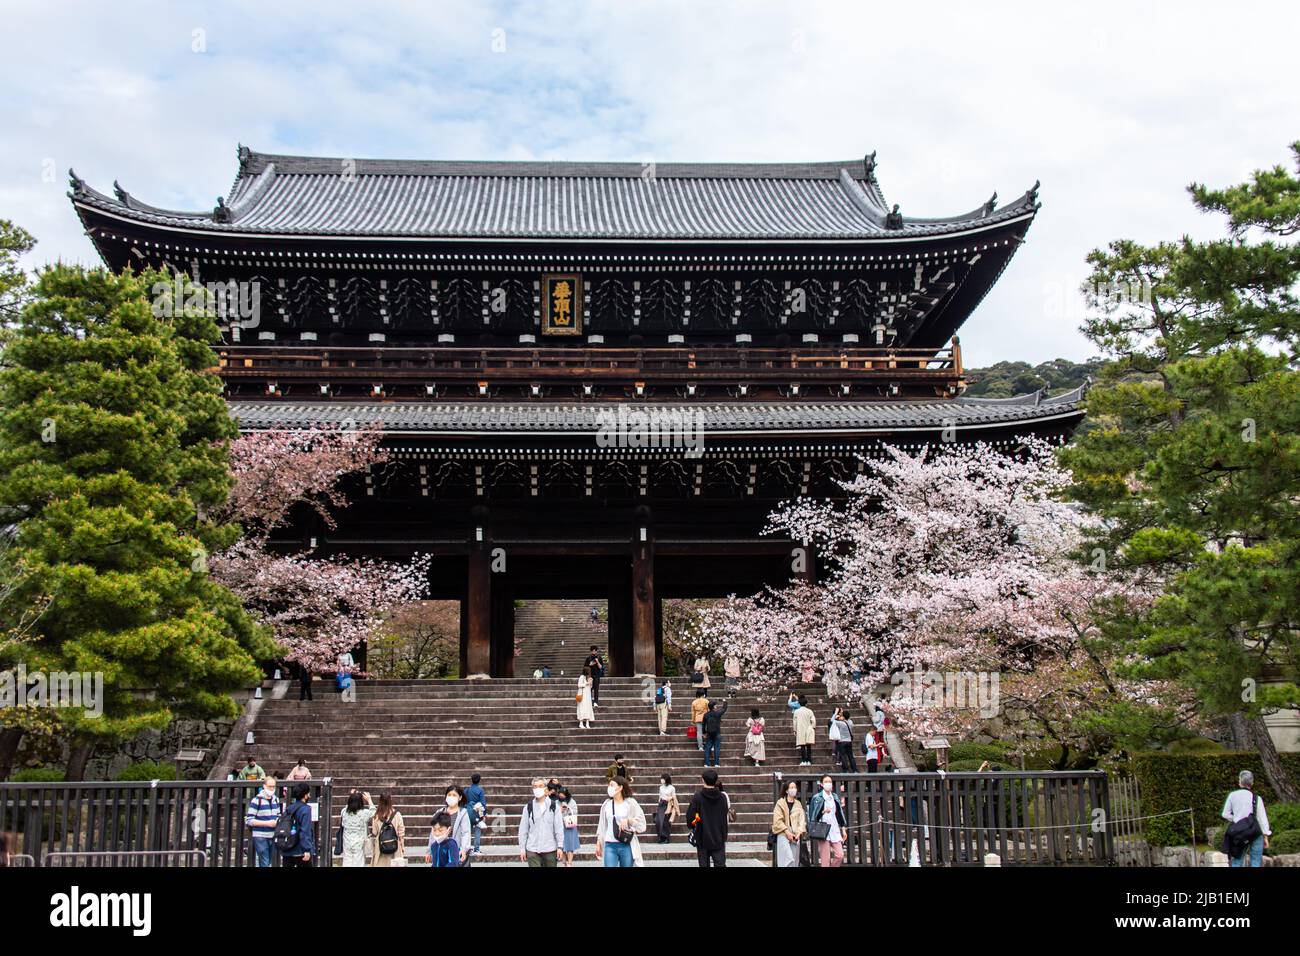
xmin=701 ymin=698 xmax=729 ymax=768
xmin=584 ymin=645 xmax=605 ymax=706
xmin=518 ymin=776 xmax=566 ymax=867
xmin=275 ymin=782 xmax=316 ymax=868
xmin=686 ymin=769 xmax=731 ymax=867
xmin=654 ymin=679 xmax=672 ymax=735
xmin=245 ymin=775 xmax=281 ymax=867
xmin=1222 ymin=770 xmax=1271 ymax=867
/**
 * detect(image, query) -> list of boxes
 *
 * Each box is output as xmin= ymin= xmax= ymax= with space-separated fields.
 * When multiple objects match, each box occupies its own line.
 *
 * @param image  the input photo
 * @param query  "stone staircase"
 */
xmin=236 ymin=677 xmax=875 ymax=863
xmin=512 ymin=599 xmax=607 ymax=678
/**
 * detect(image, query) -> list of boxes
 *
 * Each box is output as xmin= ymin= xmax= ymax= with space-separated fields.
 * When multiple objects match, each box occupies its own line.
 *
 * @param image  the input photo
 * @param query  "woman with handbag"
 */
xmin=807 ymin=775 xmax=847 ymax=867
xmin=339 ymin=790 xmax=376 ymax=867
xmin=744 ymin=708 xmax=767 ymax=766
xmin=369 ymin=793 xmax=406 ymax=867
xmin=558 ymin=786 xmax=580 ymax=866
xmin=576 ymin=666 xmax=595 ymax=729
xmin=595 ymin=775 xmax=646 ymax=867
xmin=655 ymin=774 xmax=677 ymax=843
xmin=771 ymin=780 xmax=807 ymax=867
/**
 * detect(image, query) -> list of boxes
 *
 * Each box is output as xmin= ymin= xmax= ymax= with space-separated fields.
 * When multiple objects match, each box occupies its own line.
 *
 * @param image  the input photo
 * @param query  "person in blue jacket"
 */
xmin=465 ymin=773 xmax=488 ymax=857
xmin=280 ymin=783 xmax=317 ymax=868
xmin=426 ymin=811 xmax=462 ymax=868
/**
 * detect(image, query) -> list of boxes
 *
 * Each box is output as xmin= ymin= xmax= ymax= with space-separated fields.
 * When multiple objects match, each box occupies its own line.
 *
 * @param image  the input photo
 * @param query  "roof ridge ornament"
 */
xmin=864 ymin=151 xmax=877 ymax=178
xmin=238 ymin=144 xmax=252 ymax=175
xmin=68 ymin=168 xmax=86 ymax=195
xmin=1028 ymin=180 xmax=1041 ymax=205
xmin=885 ymin=203 xmax=903 ymax=230
xmin=213 ymin=196 xmax=231 ymax=223
xmin=113 ymin=180 xmax=130 ymax=204
xmin=983 ymin=192 xmax=997 ymax=216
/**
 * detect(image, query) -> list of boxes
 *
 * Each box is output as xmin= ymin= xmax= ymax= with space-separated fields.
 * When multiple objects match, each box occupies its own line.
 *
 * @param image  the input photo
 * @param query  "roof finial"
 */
xmin=864 ymin=151 xmax=877 ymax=177
xmin=885 ymin=203 xmax=903 ymax=230
xmin=1028 ymin=179 xmax=1041 ymax=204
xmin=113 ymin=180 xmax=129 ymax=204
xmin=68 ymin=168 xmax=85 ymax=194
xmin=213 ymin=196 xmax=231 ymax=223
xmin=237 ymin=144 xmax=252 ymax=173
xmin=983 ymin=192 xmax=997 ymax=215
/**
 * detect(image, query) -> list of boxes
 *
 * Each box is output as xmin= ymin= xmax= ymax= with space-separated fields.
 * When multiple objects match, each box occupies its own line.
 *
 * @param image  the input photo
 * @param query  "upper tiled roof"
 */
xmin=70 ymin=147 xmax=1040 ymax=243
xmin=228 ymin=386 xmax=1085 ymax=436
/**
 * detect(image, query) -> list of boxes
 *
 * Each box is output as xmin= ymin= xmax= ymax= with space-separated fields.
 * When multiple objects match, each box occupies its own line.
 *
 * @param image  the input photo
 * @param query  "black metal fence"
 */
xmin=0 ymin=779 xmax=333 ymax=867
xmin=773 ymin=771 xmax=1112 ymax=866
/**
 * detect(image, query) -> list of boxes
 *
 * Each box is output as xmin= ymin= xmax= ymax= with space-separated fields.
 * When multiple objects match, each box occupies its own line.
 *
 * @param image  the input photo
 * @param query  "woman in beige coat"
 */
xmin=772 ymin=780 xmax=808 ymax=867
xmin=793 ymin=697 xmax=816 ymax=766
xmin=369 ymin=794 xmax=406 ymax=867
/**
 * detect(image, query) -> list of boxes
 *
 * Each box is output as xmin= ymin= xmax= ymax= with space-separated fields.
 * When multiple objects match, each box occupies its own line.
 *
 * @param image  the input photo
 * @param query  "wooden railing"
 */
xmin=0 ymin=778 xmax=334 ymax=867
xmin=774 ymin=771 xmax=1112 ymax=866
xmin=218 ymin=343 xmax=962 ymax=383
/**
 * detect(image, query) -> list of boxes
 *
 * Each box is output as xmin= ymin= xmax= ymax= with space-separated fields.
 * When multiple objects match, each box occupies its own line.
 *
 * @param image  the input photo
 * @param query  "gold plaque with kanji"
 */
xmin=542 ymin=273 xmax=582 ymax=336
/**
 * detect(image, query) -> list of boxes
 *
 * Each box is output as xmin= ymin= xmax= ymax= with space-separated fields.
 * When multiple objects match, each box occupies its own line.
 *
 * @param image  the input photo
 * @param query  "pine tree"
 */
xmin=1060 ymin=142 xmax=1300 ymax=800
xmin=0 ymin=265 xmax=274 ymax=778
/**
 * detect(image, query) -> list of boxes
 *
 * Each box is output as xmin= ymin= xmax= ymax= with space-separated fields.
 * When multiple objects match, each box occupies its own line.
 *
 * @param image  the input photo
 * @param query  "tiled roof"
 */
xmin=70 ymin=147 xmax=1039 ymax=243
xmin=228 ymin=387 xmax=1085 ymax=435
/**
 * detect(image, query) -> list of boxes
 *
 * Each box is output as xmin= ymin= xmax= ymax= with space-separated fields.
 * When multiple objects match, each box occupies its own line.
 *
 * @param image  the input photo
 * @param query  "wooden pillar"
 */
xmin=490 ymin=574 xmax=515 ymax=678
xmin=465 ymin=518 xmax=491 ymax=677
xmin=631 ymin=515 xmax=656 ymax=677
xmin=607 ymin=576 xmax=632 ymax=677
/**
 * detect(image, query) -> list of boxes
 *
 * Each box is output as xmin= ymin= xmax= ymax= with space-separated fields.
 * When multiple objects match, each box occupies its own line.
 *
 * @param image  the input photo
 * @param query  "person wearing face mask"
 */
xmin=339 ymin=790 xmax=377 ymax=867
xmin=443 ymin=785 xmax=472 ymax=867
xmin=518 ymin=776 xmax=566 ymax=867
xmin=558 ymin=786 xmax=580 ymax=866
xmin=424 ymin=811 xmax=461 ymax=868
xmin=596 ymin=775 xmax=646 ymax=867
xmin=655 ymin=774 xmax=678 ymax=843
xmin=771 ymin=781 xmax=808 ymax=868
xmin=807 ymin=774 xmax=847 ymax=867
xmin=686 ymin=769 xmax=731 ymax=867
xmin=244 ymin=775 xmax=281 ymax=867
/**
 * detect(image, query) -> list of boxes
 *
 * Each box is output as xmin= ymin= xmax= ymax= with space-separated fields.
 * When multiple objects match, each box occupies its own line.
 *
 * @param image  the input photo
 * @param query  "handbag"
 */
xmin=1224 ymin=794 xmax=1263 ymax=858
xmin=334 ymin=822 xmax=345 ymax=856
xmin=611 ymin=800 xmax=636 ymax=843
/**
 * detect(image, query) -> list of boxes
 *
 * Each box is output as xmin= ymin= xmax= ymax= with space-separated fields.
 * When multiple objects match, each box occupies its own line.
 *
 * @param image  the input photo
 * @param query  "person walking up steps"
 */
xmin=687 ymin=769 xmax=731 ymax=867
xmin=793 ymin=695 xmax=816 ymax=766
xmin=584 ymin=645 xmax=605 ymax=706
xmin=369 ymin=793 xmax=406 ymax=867
xmin=745 ymin=708 xmax=766 ymax=766
xmin=465 ymin=773 xmax=488 ymax=857
xmin=690 ymin=688 xmax=710 ymax=751
xmin=702 ymin=698 xmax=729 ymax=767
xmin=654 ymin=679 xmax=672 ymax=735
xmin=577 ymin=666 xmax=595 ymax=729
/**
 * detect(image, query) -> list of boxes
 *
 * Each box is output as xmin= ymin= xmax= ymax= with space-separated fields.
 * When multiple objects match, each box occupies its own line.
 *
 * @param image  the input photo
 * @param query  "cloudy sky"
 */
xmin=3 ymin=0 xmax=1297 ymax=365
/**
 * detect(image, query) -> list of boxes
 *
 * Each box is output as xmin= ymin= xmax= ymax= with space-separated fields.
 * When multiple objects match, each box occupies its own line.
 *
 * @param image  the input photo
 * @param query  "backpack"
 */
xmin=1224 ymin=793 xmax=1263 ymax=859
xmin=273 ymin=803 xmax=301 ymax=852
xmin=655 ymin=687 xmax=666 ymax=705
xmin=750 ymin=720 xmax=764 ymax=735
xmin=690 ymin=671 xmax=704 ymax=685
xmin=377 ymin=814 xmax=400 ymax=855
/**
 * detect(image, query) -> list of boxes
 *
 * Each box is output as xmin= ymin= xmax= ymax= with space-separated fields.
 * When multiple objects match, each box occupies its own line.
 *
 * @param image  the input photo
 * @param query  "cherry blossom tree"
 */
xmin=698 ymin=439 xmax=1188 ymax=762
xmin=209 ymin=427 xmax=431 ymax=671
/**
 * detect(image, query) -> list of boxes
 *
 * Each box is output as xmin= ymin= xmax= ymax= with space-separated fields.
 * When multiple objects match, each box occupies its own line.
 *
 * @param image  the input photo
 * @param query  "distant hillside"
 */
xmin=963 ymin=357 xmax=1106 ymax=398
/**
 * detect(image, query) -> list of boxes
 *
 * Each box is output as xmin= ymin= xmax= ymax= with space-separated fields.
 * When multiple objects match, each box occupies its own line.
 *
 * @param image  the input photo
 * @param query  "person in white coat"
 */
xmin=577 ymin=666 xmax=596 ymax=729
xmin=596 ymin=775 xmax=646 ymax=867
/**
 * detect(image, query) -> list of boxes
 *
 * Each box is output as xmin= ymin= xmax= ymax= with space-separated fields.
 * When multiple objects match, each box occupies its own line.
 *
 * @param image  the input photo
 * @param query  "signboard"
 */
xmin=541 ymin=273 xmax=582 ymax=336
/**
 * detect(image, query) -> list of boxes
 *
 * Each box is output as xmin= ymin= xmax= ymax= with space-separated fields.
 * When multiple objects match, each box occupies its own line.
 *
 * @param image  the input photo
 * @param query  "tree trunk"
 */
xmin=0 ymin=727 xmax=23 ymax=779
xmin=1247 ymin=715 xmax=1298 ymax=803
xmin=1226 ymin=712 xmax=1252 ymax=751
xmin=65 ymin=741 xmax=94 ymax=781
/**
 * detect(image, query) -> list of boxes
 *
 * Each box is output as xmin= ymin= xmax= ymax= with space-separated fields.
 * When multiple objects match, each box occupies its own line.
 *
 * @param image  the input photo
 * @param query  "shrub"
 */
xmin=9 ymin=767 xmax=65 ymax=782
xmin=1269 ymin=830 xmax=1300 ymax=856
xmin=1268 ymin=802 xmax=1300 ymax=834
xmin=114 ymin=760 xmax=178 ymax=782
xmin=1129 ymin=752 xmax=1300 ymax=847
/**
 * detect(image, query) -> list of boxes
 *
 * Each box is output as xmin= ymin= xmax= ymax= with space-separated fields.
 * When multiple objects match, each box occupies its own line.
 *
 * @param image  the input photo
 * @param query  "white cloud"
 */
xmin=2 ymin=0 xmax=1297 ymax=364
